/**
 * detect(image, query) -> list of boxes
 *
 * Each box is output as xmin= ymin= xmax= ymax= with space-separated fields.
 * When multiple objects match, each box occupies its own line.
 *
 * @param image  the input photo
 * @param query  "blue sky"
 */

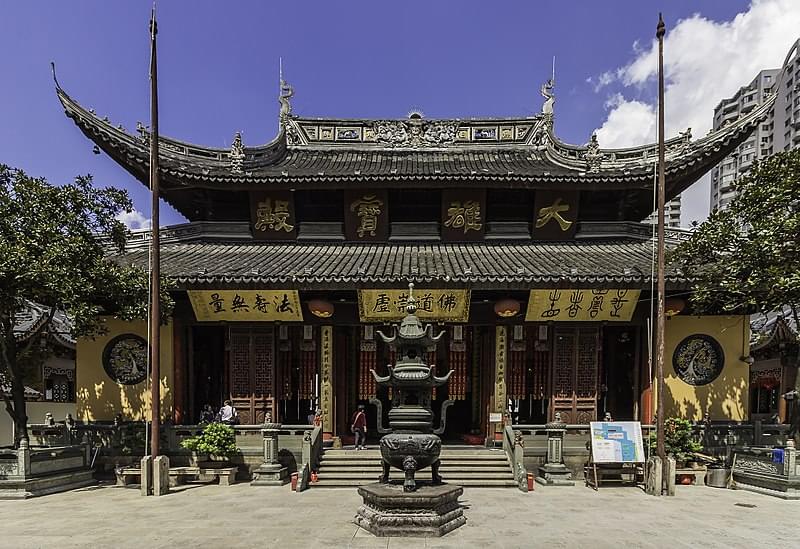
xmin=4 ymin=0 xmax=795 ymax=227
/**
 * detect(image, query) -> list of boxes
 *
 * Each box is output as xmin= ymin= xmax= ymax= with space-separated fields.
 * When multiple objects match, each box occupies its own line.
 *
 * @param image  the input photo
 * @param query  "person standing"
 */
xmin=351 ymin=404 xmax=367 ymax=450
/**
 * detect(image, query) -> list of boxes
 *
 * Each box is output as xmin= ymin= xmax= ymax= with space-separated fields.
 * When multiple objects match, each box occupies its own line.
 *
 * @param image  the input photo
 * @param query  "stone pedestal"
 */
xmin=251 ymin=424 xmax=288 ymax=486
xmin=645 ymin=455 xmax=676 ymax=496
xmin=354 ymin=483 xmax=466 ymax=537
xmin=153 ymin=456 xmax=170 ymax=496
xmin=538 ymin=416 xmax=574 ymax=485
xmin=140 ymin=455 xmax=152 ymax=496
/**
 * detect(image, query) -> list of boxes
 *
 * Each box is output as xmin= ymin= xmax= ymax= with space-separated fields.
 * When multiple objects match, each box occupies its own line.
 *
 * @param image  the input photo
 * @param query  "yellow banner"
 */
xmin=525 ymin=289 xmax=641 ymax=322
xmin=358 ymin=289 xmax=470 ymax=322
xmin=188 ymin=290 xmax=303 ymax=322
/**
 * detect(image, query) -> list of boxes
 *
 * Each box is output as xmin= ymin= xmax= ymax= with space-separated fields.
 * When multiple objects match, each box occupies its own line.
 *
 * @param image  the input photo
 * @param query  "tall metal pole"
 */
xmin=655 ymin=13 xmax=667 ymax=494
xmin=148 ymin=8 xmax=161 ymax=459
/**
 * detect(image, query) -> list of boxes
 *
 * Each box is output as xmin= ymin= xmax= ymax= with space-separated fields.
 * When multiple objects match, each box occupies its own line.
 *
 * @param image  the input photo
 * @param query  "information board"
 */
xmin=589 ymin=421 xmax=646 ymax=463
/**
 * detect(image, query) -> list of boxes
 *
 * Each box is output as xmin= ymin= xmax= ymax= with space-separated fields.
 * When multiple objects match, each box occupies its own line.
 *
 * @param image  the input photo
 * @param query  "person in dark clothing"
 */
xmin=351 ymin=404 xmax=367 ymax=450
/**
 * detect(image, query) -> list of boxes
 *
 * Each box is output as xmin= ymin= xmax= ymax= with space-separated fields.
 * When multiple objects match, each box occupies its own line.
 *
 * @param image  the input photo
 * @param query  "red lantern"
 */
xmin=494 ymin=298 xmax=521 ymax=318
xmin=307 ymin=299 xmax=334 ymax=318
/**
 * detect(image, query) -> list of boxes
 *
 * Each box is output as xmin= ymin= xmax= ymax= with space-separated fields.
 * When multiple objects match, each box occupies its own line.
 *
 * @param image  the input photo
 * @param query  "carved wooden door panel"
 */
xmin=550 ymin=327 xmax=599 ymax=424
xmin=229 ymin=327 xmax=276 ymax=425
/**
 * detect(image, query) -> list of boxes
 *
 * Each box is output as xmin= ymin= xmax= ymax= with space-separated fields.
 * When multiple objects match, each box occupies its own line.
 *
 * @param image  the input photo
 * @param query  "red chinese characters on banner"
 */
xmin=448 ymin=326 xmax=469 ymax=400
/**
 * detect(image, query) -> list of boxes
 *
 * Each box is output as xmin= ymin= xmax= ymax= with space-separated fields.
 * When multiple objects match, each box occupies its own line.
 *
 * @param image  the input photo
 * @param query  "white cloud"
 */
xmin=592 ymin=0 xmax=800 ymax=224
xmin=116 ymin=209 xmax=152 ymax=230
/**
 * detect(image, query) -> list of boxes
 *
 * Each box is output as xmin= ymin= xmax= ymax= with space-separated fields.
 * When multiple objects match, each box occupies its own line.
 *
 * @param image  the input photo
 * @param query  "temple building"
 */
xmin=55 ymin=74 xmax=773 ymax=443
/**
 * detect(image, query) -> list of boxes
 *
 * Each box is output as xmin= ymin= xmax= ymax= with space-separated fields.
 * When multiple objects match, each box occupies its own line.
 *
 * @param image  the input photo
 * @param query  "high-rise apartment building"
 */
xmin=710 ymin=39 xmax=800 ymax=211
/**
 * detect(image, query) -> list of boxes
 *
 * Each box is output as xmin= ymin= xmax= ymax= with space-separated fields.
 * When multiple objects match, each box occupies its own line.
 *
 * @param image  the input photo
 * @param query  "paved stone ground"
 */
xmin=0 ymin=481 xmax=798 ymax=548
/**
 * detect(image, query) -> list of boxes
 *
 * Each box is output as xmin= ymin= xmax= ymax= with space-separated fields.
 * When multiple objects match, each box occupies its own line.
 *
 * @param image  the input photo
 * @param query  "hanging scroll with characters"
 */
xmin=532 ymin=190 xmax=579 ymax=241
xmin=358 ymin=289 xmax=470 ymax=323
xmin=441 ymin=188 xmax=486 ymax=241
xmin=525 ymin=289 xmax=640 ymax=322
xmin=188 ymin=290 xmax=303 ymax=322
xmin=345 ymin=190 xmax=388 ymax=241
xmin=250 ymin=190 xmax=297 ymax=240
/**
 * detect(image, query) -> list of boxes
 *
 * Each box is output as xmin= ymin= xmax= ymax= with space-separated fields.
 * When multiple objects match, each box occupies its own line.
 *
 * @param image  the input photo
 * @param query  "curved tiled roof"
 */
xmin=56 ymin=78 xmax=774 ymax=193
xmin=115 ymin=240 xmax=683 ymax=290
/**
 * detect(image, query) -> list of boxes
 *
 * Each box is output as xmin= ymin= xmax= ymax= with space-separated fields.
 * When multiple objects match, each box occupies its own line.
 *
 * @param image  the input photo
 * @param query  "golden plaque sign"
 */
xmin=188 ymin=290 xmax=303 ymax=322
xmin=525 ymin=289 xmax=641 ymax=322
xmin=358 ymin=289 xmax=471 ymax=322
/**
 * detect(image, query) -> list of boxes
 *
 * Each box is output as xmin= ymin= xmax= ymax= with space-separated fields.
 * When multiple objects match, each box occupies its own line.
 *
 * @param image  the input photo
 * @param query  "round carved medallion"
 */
xmin=102 ymin=334 xmax=148 ymax=385
xmin=672 ymin=334 xmax=724 ymax=386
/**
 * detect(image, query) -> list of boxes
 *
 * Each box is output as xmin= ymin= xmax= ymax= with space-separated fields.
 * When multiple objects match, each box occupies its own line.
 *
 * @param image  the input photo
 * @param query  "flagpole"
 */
xmin=655 ymin=13 xmax=668 ymax=495
xmin=148 ymin=7 xmax=161 ymax=459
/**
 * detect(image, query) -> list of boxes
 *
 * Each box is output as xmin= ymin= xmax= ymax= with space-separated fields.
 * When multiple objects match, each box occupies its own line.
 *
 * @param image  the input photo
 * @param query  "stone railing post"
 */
xmin=17 ymin=439 xmax=31 ymax=478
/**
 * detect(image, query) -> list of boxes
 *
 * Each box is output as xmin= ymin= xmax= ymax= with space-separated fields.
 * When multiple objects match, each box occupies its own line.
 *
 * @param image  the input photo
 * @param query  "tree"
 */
xmin=671 ymin=150 xmax=800 ymax=429
xmin=0 ymin=165 xmax=172 ymax=447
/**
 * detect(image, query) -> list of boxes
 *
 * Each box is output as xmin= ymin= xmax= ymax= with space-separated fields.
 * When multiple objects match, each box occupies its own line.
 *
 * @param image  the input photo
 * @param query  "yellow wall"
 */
xmin=664 ymin=315 xmax=749 ymax=421
xmin=75 ymin=317 xmax=173 ymax=422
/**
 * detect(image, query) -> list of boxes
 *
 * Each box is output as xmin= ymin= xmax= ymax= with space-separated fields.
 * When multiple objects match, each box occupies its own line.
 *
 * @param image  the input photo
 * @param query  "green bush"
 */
xmin=180 ymin=422 xmax=238 ymax=458
xmin=649 ymin=417 xmax=702 ymax=463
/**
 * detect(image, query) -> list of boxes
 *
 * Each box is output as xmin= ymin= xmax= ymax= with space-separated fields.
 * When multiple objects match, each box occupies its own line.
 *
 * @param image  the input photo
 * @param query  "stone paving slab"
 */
xmin=0 ymin=481 xmax=798 ymax=548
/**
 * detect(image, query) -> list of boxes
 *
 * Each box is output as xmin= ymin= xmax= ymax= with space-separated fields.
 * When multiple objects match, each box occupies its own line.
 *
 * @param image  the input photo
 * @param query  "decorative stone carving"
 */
xmin=229 ymin=132 xmax=245 ymax=174
xmin=136 ymin=122 xmax=149 ymax=145
xmin=540 ymin=78 xmax=555 ymax=116
xmin=583 ymin=133 xmax=604 ymax=173
xmin=279 ymin=77 xmax=294 ymax=123
xmin=285 ymin=122 xmax=302 ymax=146
xmin=373 ymin=120 xmax=458 ymax=148
xmin=374 ymin=121 xmax=409 ymax=146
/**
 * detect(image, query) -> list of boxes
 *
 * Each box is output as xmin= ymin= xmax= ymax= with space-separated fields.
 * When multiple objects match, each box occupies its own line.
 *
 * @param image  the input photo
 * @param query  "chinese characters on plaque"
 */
xmin=188 ymin=290 xmax=303 ymax=322
xmin=532 ymin=190 xmax=579 ymax=240
xmin=358 ymin=289 xmax=471 ymax=322
xmin=524 ymin=289 xmax=641 ymax=322
xmin=441 ymin=189 xmax=485 ymax=241
xmin=344 ymin=190 xmax=388 ymax=241
xmin=250 ymin=191 xmax=297 ymax=240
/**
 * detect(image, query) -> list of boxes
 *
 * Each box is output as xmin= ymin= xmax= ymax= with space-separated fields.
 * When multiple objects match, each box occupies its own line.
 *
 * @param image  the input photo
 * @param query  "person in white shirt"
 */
xmin=218 ymin=400 xmax=238 ymax=425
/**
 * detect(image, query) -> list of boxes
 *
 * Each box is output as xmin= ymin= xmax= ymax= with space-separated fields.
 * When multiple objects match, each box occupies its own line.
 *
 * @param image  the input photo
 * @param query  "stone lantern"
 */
xmin=538 ymin=412 xmax=574 ymax=485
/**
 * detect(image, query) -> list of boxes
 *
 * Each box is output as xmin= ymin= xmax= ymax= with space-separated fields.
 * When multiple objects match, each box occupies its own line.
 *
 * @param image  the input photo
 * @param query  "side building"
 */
xmin=710 ymin=38 xmax=800 ymax=211
xmin=55 ymin=71 xmax=776 ymax=442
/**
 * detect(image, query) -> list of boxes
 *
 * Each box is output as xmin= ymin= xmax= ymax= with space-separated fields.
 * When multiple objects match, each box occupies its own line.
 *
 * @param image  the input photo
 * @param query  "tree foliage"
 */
xmin=671 ymin=150 xmax=800 ymax=326
xmin=0 ymin=165 xmax=172 ymax=447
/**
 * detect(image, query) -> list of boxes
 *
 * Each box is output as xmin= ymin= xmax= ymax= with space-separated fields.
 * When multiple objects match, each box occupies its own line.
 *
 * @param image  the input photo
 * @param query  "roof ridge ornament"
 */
xmin=583 ymin=133 xmax=604 ymax=173
xmin=278 ymin=59 xmax=294 ymax=125
xmin=229 ymin=131 xmax=245 ymax=174
xmin=540 ymin=78 xmax=555 ymax=118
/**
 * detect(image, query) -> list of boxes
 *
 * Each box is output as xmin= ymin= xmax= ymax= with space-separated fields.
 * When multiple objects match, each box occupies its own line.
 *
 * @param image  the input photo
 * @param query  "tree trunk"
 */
xmin=11 ymin=367 xmax=29 ymax=448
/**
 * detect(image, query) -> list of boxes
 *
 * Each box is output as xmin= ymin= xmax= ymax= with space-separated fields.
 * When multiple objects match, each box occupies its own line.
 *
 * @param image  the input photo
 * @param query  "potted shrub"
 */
xmin=180 ymin=422 xmax=238 ymax=466
xmin=649 ymin=417 xmax=702 ymax=468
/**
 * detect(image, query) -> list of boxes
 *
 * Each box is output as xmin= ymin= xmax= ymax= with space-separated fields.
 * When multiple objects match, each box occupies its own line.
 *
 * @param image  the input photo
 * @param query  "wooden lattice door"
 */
xmin=550 ymin=327 xmax=599 ymax=424
xmin=229 ymin=327 xmax=276 ymax=424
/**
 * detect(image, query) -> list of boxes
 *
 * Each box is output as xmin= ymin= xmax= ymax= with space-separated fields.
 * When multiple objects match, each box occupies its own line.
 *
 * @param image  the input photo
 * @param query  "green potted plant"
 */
xmin=180 ymin=422 xmax=239 ymax=466
xmin=649 ymin=417 xmax=702 ymax=468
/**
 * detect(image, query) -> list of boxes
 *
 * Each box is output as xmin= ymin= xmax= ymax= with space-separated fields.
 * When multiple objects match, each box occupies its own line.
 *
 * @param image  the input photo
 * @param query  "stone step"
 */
xmin=319 ymin=463 xmax=512 ymax=471
xmin=317 ymin=471 xmax=514 ymax=480
xmin=312 ymin=478 xmax=518 ymax=487
xmin=321 ymin=452 xmax=507 ymax=461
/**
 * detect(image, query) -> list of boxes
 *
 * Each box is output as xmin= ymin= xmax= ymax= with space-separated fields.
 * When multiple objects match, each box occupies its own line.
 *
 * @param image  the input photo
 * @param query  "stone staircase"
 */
xmin=313 ymin=446 xmax=517 ymax=488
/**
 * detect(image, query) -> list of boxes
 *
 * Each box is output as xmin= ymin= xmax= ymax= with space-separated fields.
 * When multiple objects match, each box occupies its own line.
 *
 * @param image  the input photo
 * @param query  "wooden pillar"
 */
xmin=494 ymin=326 xmax=508 ymax=440
xmin=320 ymin=325 xmax=334 ymax=441
xmin=172 ymin=318 xmax=186 ymax=424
